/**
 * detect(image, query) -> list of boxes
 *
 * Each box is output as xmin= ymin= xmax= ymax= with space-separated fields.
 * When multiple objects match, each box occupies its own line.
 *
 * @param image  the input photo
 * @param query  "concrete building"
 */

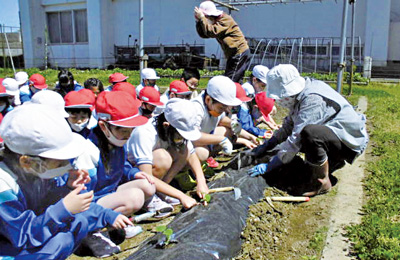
xmin=18 ymin=0 xmax=400 ymax=70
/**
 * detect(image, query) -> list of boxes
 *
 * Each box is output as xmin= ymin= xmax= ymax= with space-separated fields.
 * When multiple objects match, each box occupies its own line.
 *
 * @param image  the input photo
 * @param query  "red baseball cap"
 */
xmin=96 ymin=91 xmax=148 ymax=127
xmin=139 ymin=87 xmax=164 ymax=107
xmin=65 ymin=89 xmax=96 ymax=110
xmin=169 ymin=80 xmax=192 ymax=95
xmin=112 ymin=82 xmax=141 ymax=107
xmin=235 ymin=83 xmax=252 ymax=102
xmin=255 ymin=92 xmax=275 ymax=117
xmin=0 ymin=84 xmax=10 ymax=98
xmin=29 ymin=74 xmax=48 ymax=89
xmin=108 ymin=72 xmax=128 ymax=83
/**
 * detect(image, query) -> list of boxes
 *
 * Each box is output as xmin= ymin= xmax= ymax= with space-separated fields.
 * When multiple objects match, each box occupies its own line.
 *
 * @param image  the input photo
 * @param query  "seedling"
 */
xmin=201 ymin=193 xmax=212 ymax=204
xmin=155 ymin=225 xmax=174 ymax=246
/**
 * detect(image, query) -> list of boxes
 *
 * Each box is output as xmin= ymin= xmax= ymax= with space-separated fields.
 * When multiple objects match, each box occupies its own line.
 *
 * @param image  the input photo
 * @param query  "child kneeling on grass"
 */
xmin=126 ymin=98 xmax=207 ymax=212
xmin=0 ymin=104 xmax=131 ymax=260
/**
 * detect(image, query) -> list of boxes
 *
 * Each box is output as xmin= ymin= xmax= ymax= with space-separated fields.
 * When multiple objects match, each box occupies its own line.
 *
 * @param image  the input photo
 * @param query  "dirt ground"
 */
xmin=68 ymin=98 xmax=367 ymax=260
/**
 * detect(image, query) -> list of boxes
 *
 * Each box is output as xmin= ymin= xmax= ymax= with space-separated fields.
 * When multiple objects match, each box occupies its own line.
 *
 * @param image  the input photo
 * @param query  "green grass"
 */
xmin=344 ymin=82 xmax=400 ymax=260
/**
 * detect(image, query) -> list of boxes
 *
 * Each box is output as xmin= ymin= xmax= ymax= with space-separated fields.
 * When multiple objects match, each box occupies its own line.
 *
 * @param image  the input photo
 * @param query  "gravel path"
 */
xmin=321 ymin=96 xmax=368 ymax=259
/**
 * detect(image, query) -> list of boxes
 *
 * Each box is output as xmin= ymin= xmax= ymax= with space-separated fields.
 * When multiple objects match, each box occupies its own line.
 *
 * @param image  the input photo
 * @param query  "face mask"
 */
xmin=69 ymin=119 xmax=89 ymax=132
xmin=209 ymin=110 xmax=222 ymax=117
xmin=141 ymin=106 xmax=153 ymax=116
xmin=276 ymin=96 xmax=297 ymax=109
xmin=29 ymin=157 xmax=72 ymax=179
xmin=104 ymin=124 xmax=128 ymax=147
xmin=0 ymin=104 xmax=6 ymax=113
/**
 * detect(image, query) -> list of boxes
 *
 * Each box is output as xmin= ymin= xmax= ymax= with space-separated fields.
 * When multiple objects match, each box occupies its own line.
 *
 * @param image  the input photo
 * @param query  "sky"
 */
xmin=0 ymin=0 xmax=20 ymax=29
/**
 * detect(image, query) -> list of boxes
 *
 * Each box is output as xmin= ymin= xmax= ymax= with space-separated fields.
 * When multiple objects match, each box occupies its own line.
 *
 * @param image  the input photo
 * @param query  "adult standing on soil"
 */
xmin=246 ymin=64 xmax=368 ymax=196
xmin=194 ymin=1 xmax=250 ymax=83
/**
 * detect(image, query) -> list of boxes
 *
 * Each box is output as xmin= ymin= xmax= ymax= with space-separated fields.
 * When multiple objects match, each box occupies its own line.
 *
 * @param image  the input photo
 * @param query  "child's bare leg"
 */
xmin=97 ymin=186 xmax=145 ymax=216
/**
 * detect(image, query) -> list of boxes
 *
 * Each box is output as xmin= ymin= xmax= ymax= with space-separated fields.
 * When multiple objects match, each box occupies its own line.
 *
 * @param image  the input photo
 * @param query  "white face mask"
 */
xmin=69 ymin=119 xmax=89 ymax=132
xmin=276 ymin=96 xmax=297 ymax=109
xmin=0 ymin=104 xmax=6 ymax=113
xmin=29 ymin=158 xmax=72 ymax=179
xmin=104 ymin=124 xmax=128 ymax=147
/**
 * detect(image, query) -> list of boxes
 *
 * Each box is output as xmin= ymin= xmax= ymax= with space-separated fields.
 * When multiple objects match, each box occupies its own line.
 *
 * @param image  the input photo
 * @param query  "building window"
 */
xmin=47 ymin=9 xmax=88 ymax=44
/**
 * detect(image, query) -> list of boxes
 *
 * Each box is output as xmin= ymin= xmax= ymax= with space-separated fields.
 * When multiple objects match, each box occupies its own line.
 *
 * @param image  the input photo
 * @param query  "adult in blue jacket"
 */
xmin=0 ymin=104 xmax=131 ymax=260
xmin=247 ymin=64 xmax=368 ymax=196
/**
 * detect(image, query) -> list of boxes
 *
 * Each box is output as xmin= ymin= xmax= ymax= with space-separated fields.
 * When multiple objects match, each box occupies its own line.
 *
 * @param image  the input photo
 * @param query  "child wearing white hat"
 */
xmin=0 ymin=104 xmax=131 ymax=259
xmin=135 ymin=68 xmax=160 ymax=96
xmin=191 ymin=75 xmax=257 ymax=162
xmin=127 ymin=98 xmax=207 ymax=211
xmin=2 ymin=78 xmax=21 ymax=106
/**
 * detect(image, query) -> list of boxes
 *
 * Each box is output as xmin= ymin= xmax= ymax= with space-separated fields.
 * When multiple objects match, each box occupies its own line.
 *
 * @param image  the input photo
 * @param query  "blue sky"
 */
xmin=0 ymin=0 xmax=20 ymax=28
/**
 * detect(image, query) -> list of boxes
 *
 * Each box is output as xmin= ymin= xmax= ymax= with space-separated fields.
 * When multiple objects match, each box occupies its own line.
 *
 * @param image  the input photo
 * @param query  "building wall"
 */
xmin=19 ymin=0 xmax=396 ymax=69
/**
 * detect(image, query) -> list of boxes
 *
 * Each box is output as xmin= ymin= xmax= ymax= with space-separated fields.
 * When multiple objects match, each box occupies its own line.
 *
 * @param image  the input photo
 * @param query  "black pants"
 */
xmin=300 ymin=125 xmax=358 ymax=171
xmin=225 ymin=49 xmax=251 ymax=83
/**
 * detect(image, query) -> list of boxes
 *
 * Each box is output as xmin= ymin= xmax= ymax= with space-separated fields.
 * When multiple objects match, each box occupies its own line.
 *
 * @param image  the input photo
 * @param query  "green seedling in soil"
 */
xmin=201 ymin=194 xmax=211 ymax=204
xmin=155 ymin=225 xmax=174 ymax=246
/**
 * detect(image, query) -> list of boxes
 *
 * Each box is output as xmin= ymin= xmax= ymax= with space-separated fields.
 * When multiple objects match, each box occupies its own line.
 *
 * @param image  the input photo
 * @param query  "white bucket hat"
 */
xmin=207 ymin=75 xmax=242 ymax=106
xmin=242 ymin=83 xmax=255 ymax=97
xmin=252 ymin=65 xmax=269 ymax=84
xmin=0 ymin=104 xmax=85 ymax=160
xmin=164 ymin=98 xmax=201 ymax=141
xmin=14 ymin=71 xmax=29 ymax=86
xmin=266 ymin=64 xmax=306 ymax=100
xmin=140 ymin=68 xmax=160 ymax=81
xmin=199 ymin=1 xmax=223 ymax=16
xmin=2 ymin=78 xmax=21 ymax=106
xmin=27 ymin=90 xmax=70 ymax=118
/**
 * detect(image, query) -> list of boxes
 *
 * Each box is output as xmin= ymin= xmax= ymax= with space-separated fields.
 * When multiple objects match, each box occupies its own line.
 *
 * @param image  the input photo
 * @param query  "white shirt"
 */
xmin=126 ymin=117 xmax=194 ymax=166
xmin=191 ymin=91 xmax=225 ymax=134
xmin=136 ymin=84 xmax=160 ymax=97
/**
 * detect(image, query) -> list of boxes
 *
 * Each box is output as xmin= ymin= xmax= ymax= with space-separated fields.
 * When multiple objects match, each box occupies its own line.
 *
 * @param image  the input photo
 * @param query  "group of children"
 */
xmin=0 ymin=66 xmax=278 ymax=259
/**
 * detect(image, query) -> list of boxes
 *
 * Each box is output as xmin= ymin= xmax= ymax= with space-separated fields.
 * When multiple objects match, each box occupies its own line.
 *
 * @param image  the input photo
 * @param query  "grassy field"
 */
xmin=343 ymin=82 xmax=400 ymax=259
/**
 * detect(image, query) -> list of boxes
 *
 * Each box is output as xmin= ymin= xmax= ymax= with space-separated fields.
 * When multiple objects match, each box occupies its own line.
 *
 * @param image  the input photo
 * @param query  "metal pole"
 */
xmin=336 ymin=0 xmax=349 ymax=93
xmin=3 ymin=25 xmax=16 ymax=74
xmin=314 ymin=38 xmax=317 ymax=72
xmin=139 ymin=0 xmax=144 ymax=71
xmin=348 ymin=0 xmax=356 ymax=96
xmin=1 ymin=25 xmax=6 ymax=69
xmin=329 ymin=38 xmax=333 ymax=74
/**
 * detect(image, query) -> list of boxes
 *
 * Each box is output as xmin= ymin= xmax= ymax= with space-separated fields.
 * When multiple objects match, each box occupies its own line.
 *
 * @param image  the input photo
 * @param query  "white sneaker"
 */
xmin=162 ymin=195 xmax=181 ymax=206
xmin=124 ymin=225 xmax=143 ymax=239
xmin=146 ymin=195 xmax=174 ymax=218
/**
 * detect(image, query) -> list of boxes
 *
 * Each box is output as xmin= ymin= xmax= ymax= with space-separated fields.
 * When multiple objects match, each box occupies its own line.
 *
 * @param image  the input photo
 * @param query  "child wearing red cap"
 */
xmin=105 ymin=72 xmax=129 ymax=91
xmin=154 ymin=80 xmax=192 ymax=116
xmin=235 ymin=84 xmax=274 ymax=138
xmin=78 ymin=91 xmax=156 ymax=256
xmin=64 ymin=89 xmax=97 ymax=138
xmin=19 ymin=73 xmax=48 ymax=104
xmin=138 ymin=87 xmax=164 ymax=119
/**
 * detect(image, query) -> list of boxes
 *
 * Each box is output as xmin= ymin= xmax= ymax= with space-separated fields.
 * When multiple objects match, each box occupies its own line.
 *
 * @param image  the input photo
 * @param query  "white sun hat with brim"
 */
xmin=27 ymin=90 xmax=70 ymax=118
xmin=199 ymin=1 xmax=223 ymax=16
xmin=0 ymin=104 xmax=86 ymax=160
xmin=252 ymin=65 xmax=269 ymax=84
xmin=207 ymin=75 xmax=242 ymax=106
xmin=14 ymin=71 xmax=29 ymax=85
xmin=140 ymin=68 xmax=160 ymax=80
xmin=164 ymin=98 xmax=201 ymax=141
xmin=266 ymin=64 xmax=306 ymax=100
xmin=2 ymin=78 xmax=21 ymax=105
